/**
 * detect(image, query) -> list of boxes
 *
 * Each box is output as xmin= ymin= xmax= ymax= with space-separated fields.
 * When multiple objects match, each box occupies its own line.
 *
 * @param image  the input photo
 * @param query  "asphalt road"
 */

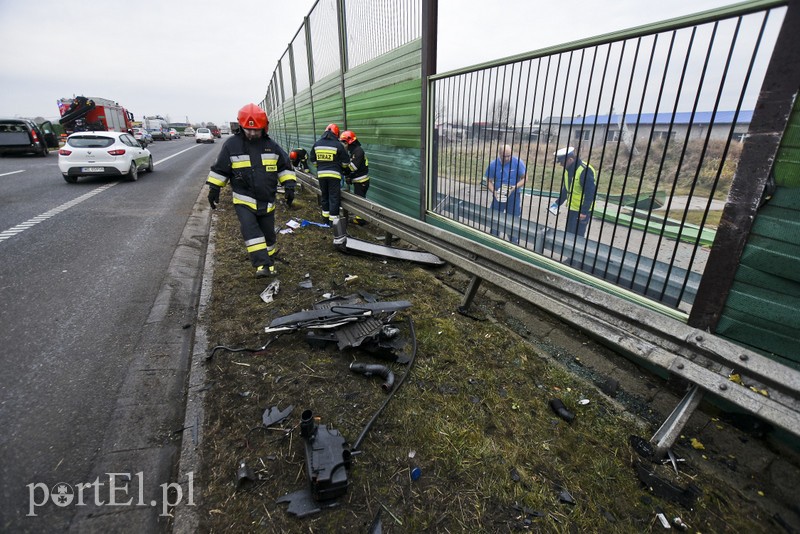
xmin=0 ymin=137 xmax=221 ymax=532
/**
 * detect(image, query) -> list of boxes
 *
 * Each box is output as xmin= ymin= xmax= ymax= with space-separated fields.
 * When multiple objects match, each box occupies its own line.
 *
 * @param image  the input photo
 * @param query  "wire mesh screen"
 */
xmin=309 ymin=0 xmax=341 ymax=81
xmin=280 ymin=54 xmax=293 ymax=101
xmin=345 ymin=0 xmax=422 ymax=69
xmin=292 ymin=25 xmax=311 ymax=93
xmin=430 ymin=7 xmax=784 ymax=312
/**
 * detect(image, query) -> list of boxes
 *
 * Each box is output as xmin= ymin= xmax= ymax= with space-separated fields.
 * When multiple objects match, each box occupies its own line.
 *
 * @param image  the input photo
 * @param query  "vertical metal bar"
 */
xmin=305 ymin=17 xmax=317 ymax=135
xmin=421 ymin=0 xmax=438 ymax=219
xmin=337 ymin=0 xmax=348 ymax=129
xmin=690 ymin=4 xmax=799 ymax=330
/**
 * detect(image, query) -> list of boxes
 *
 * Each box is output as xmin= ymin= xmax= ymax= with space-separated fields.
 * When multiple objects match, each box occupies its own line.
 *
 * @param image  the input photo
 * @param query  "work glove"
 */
xmin=285 ymin=187 xmax=295 ymax=207
xmin=208 ymin=185 xmax=220 ymax=209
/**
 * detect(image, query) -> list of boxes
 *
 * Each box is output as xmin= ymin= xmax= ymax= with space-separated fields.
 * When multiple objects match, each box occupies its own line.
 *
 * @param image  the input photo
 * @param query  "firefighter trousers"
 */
xmin=234 ymin=204 xmax=276 ymax=268
xmin=319 ymin=177 xmax=341 ymax=220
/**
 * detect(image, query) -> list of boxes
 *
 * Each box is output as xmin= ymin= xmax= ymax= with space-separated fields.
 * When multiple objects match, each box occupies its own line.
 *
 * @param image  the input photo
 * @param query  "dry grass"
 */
xmin=197 ymin=186 xmax=772 ymax=533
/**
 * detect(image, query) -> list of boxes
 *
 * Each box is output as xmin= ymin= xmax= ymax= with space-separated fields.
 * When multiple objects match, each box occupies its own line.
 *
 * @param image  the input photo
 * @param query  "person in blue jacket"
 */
xmin=484 ymin=144 xmax=527 ymax=245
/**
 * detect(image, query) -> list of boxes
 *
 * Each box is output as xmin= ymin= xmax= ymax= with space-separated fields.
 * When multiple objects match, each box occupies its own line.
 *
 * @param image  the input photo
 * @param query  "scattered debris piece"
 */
xmin=350 ymin=362 xmax=395 ymax=392
xmin=235 ymin=460 xmax=256 ymax=489
xmin=368 ymin=509 xmax=383 ymax=534
xmin=672 ymin=516 xmax=689 ymax=530
xmin=558 ymin=489 xmax=576 ymax=505
xmin=600 ymin=377 xmax=620 ymax=397
xmin=332 ymin=217 xmax=446 ymax=265
xmin=260 ymin=280 xmax=280 ymax=304
xmin=262 ymin=404 xmax=294 ymax=427
xmin=300 ymin=219 xmax=330 ymax=228
xmin=634 ymin=461 xmax=702 ymax=508
xmin=410 ymin=467 xmax=421 ymax=481
xmin=345 ymin=274 xmax=359 ymax=282
xmin=578 ymin=398 xmax=590 ymax=405
xmin=656 ymin=512 xmax=671 ymax=528
xmin=629 ymin=435 xmax=656 ymax=461
xmin=549 ymin=398 xmax=575 ymax=423
xmin=299 ymin=279 xmax=313 ymax=289
xmin=286 ymin=219 xmax=301 ymax=229
xmin=690 ymin=438 xmax=705 ymax=450
xmin=300 ymin=409 xmax=351 ymax=501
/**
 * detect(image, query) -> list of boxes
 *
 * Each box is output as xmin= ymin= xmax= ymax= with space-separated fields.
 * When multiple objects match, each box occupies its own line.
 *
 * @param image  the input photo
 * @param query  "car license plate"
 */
xmin=81 ymin=167 xmax=104 ymax=172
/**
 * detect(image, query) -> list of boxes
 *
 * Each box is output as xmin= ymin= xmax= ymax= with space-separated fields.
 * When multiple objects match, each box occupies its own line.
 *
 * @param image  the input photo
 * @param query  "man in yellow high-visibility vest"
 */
xmin=550 ymin=146 xmax=597 ymax=237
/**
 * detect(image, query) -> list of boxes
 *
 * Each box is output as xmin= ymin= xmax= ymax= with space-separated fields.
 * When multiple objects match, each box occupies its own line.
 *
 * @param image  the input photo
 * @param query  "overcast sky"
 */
xmin=0 ymin=0 xmax=743 ymax=126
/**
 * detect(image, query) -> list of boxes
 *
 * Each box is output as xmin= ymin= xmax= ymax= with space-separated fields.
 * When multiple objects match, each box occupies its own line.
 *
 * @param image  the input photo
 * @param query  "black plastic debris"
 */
xmin=629 ymin=435 xmax=656 ymax=461
xmin=599 ymin=377 xmax=620 ymax=397
xmin=262 ymin=404 xmax=294 ymax=427
xmin=349 ymin=362 xmax=395 ymax=392
xmin=558 ymin=489 xmax=576 ymax=505
xmin=549 ymin=398 xmax=575 ymax=423
xmin=300 ymin=409 xmax=352 ymax=501
xmin=235 ymin=460 xmax=256 ymax=489
xmin=634 ymin=461 xmax=702 ymax=509
xmin=276 ymin=487 xmax=338 ymax=518
xmin=368 ymin=508 xmax=383 ymax=534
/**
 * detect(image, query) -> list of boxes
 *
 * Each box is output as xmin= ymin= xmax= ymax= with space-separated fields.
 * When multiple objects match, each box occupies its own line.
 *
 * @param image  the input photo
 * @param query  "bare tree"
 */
xmin=490 ymin=98 xmax=514 ymax=126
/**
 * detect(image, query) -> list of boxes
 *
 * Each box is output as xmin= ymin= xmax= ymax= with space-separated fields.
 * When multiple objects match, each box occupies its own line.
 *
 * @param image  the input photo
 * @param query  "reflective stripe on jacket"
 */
xmin=206 ymin=132 xmax=295 ymax=213
xmin=346 ymin=140 xmax=369 ymax=183
xmin=562 ymin=161 xmax=596 ymax=213
xmin=311 ymin=130 xmax=349 ymax=180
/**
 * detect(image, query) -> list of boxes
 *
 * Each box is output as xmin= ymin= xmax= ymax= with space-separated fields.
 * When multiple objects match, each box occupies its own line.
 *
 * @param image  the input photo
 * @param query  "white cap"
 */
xmin=554 ymin=146 xmax=575 ymax=160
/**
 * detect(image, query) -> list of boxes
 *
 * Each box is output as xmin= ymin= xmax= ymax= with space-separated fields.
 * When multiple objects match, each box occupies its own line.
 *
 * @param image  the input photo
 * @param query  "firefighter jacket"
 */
xmin=206 ymin=132 xmax=296 ymax=214
xmin=345 ymin=140 xmax=369 ymax=184
xmin=310 ymin=130 xmax=349 ymax=180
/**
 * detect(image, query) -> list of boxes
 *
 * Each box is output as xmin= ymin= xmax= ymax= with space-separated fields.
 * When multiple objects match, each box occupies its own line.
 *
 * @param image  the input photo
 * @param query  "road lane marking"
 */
xmin=154 ymin=144 xmax=202 ymax=166
xmin=0 ymin=183 xmax=118 ymax=243
xmin=0 ymin=170 xmax=25 ymax=177
xmin=1 ymin=146 xmax=204 ymax=244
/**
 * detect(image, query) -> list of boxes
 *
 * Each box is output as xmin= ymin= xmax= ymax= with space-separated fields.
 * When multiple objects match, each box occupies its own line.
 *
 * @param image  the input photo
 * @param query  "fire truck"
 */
xmin=57 ymin=96 xmax=134 ymax=134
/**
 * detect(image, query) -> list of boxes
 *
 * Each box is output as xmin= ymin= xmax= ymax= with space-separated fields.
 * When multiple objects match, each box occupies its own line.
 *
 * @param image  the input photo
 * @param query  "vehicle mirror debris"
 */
xmin=634 ymin=461 xmax=702 ymax=509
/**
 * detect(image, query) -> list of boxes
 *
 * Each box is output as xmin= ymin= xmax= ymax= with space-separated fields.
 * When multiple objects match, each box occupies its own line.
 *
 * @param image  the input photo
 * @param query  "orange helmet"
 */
xmin=237 ymin=103 xmax=268 ymax=130
xmin=340 ymin=130 xmax=357 ymax=145
xmin=325 ymin=123 xmax=340 ymax=137
xmin=289 ymin=150 xmax=298 ymax=160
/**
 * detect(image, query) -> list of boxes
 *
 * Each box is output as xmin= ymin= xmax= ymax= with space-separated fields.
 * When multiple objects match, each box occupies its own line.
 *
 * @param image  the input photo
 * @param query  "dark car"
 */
xmin=0 ymin=118 xmax=59 ymax=157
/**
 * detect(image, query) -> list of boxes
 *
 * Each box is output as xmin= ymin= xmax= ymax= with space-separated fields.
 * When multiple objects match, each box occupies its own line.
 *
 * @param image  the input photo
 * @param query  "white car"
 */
xmin=183 ymin=126 xmax=196 ymax=137
xmin=58 ymin=131 xmax=153 ymax=183
xmin=195 ymin=127 xmax=214 ymax=144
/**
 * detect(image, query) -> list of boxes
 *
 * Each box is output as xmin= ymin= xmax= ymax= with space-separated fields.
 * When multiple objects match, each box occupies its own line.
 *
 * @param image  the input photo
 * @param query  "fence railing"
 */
xmin=428 ymin=3 xmax=785 ymax=314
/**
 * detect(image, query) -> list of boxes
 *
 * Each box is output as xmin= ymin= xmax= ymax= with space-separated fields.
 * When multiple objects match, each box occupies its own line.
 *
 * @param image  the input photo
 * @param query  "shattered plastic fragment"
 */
xmin=690 ymin=438 xmax=705 ymax=450
xmin=260 ymin=280 xmax=280 ymax=304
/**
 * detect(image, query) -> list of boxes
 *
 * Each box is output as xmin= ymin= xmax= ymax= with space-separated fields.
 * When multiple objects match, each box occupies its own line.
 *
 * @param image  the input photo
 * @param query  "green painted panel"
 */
xmin=739 ymin=234 xmax=800 ymax=284
xmin=751 ymin=204 xmax=800 ymax=246
xmin=732 ymin=265 xmax=800 ymax=299
xmin=716 ymin=312 xmax=799 ymax=368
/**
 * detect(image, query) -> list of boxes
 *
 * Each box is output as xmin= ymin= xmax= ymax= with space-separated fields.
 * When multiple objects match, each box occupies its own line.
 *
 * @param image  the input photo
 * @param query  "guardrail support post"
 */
xmin=458 ymin=275 xmax=483 ymax=313
xmin=650 ymin=384 xmax=704 ymax=458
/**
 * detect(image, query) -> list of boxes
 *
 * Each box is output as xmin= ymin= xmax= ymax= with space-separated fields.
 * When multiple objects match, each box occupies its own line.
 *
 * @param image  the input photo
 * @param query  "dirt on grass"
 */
xmin=196 ymin=185 xmax=793 ymax=533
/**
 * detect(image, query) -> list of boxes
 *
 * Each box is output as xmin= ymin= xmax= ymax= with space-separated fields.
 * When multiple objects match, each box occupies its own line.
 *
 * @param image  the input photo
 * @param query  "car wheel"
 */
xmin=63 ymin=174 xmax=78 ymax=184
xmin=146 ymin=155 xmax=154 ymax=172
xmin=40 ymin=144 xmax=48 ymax=157
xmin=127 ymin=161 xmax=138 ymax=182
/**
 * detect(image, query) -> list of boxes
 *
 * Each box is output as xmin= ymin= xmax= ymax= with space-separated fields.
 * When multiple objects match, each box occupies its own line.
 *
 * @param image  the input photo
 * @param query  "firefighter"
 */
xmin=310 ymin=123 xmax=349 ymax=223
xmin=340 ymin=130 xmax=369 ymax=226
xmin=206 ymin=103 xmax=296 ymax=278
xmin=289 ymin=148 xmax=309 ymax=171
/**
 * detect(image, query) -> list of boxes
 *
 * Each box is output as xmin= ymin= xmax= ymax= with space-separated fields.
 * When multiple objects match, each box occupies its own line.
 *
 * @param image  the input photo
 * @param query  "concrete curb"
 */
xmin=172 ymin=208 xmax=216 ymax=533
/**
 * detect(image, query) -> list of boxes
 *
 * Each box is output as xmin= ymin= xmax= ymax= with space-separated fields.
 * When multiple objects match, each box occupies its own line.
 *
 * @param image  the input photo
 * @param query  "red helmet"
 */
xmin=340 ymin=130 xmax=357 ymax=145
xmin=237 ymin=103 xmax=268 ymax=130
xmin=325 ymin=123 xmax=340 ymax=137
xmin=289 ymin=150 xmax=297 ymax=160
